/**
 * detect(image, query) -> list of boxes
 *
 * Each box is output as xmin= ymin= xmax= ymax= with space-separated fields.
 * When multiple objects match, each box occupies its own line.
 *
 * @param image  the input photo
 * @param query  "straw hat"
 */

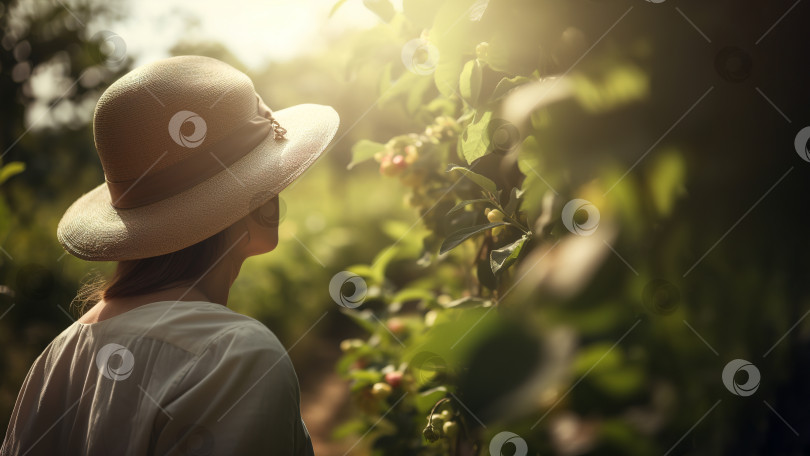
xmin=56 ymin=55 xmax=339 ymax=261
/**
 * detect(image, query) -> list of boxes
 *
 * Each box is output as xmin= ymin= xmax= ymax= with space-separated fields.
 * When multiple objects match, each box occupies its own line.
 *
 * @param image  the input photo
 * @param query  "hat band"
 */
xmin=106 ymin=94 xmax=284 ymax=209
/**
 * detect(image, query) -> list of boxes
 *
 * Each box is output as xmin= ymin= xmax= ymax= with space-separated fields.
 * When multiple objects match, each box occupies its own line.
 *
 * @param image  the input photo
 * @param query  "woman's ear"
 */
xmin=242 ymin=196 xmax=280 ymax=257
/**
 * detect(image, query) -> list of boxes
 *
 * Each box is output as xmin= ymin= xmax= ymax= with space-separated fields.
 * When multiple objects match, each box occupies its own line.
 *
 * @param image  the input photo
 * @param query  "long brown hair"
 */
xmin=72 ymin=228 xmax=230 ymax=314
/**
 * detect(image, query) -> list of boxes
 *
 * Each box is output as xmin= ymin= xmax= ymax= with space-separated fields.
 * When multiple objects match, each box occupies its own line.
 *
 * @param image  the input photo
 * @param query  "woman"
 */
xmin=1 ymin=55 xmax=339 ymax=455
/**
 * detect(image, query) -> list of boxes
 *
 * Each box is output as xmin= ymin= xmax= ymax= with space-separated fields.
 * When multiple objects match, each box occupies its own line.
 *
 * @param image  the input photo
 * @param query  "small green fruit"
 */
xmin=429 ymin=414 xmax=444 ymax=429
xmin=487 ymin=209 xmax=505 ymax=223
xmin=423 ymin=425 xmax=440 ymax=443
xmin=442 ymin=421 xmax=458 ymax=439
xmin=371 ymin=382 xmax=392 ymax=399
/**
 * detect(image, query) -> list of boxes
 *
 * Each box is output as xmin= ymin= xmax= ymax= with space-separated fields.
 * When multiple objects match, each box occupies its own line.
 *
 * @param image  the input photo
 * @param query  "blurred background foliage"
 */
xmin=2 ymin=0 xmax=810 ymax=455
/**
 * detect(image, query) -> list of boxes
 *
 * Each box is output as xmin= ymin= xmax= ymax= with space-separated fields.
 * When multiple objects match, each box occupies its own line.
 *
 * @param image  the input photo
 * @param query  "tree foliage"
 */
xmin=332 ymin=0 xmax=810 ymax=455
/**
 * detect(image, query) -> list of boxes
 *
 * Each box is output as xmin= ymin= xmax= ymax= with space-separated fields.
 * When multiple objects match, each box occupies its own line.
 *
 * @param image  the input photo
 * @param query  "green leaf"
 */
xmin=447 ymin=198 xmax=489 ymax=217
xmin=433 ymin=56 xmax=464 ymax=98
xmin=490 ymin=235 xmax=528 ymax=275
xmin=391 ymin=287 xmax=435 ymax=305
xmin=459 ymin=111 xmax=493 ymax=164
xmin=440 ymin=222 xmax=506 ymax=254
xmin=503 ymin=187 xmax=521 ymax=216
xmin=328 ymin=0 xmax=349 ymax=17
xmin=403 ymin=0 xmax=442 ymax=28
xmin=440 ymin=296 xmax=492 ymax=309
xmin=446 ymin=165 xmax=497 ymax=194
xmin=379 ymin=62 xmax=393 ymax=95
xmin=406 ymin=74 xmax=436 ymax=114
xmin=647 ymin=149 xmax=686 ymax=217
xmin=370 ymin=244 xmax=400 ymax=282
xmin=348 ymin=368 xmax=384 ymax=391
xmin=362 ymin=0 xmax=395 ymax=21
xmin=348 ymin=140 xmax=385 ymax=170
xmin=0 ymin=161 xmax=25 ymax=186
xmin=340 ymin=308 xmax=377 ymax=334
xmin=346 ymin=264 xmax=374 ymax=279
xmin=491 ymin=75 xmax=531 ymax=102
xmin=415 ymin=387 xmax=448 ymax=413
xmin=332 ymin=419 xmax=368 ymax=440
xmin=459 ymin=59 xmax=482 ymax=106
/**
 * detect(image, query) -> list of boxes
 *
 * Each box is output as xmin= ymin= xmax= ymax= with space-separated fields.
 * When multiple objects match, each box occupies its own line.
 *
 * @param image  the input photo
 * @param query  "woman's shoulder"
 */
xmin=82 ymin=300 xmax=287 ymax=359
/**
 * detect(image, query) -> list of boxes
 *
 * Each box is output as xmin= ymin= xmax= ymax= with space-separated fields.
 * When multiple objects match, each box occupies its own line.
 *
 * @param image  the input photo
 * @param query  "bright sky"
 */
xmin=92 ymin=0 xmax=402 ymax=69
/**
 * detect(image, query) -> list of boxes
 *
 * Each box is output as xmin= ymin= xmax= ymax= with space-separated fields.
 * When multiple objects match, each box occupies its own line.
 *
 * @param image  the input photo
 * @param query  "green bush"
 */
xmin=329 ymin=0 xmax=810 ymax=455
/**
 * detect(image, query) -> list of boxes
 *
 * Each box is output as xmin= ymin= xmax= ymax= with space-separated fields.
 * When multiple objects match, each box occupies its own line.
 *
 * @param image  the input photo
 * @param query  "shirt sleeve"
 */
xmin=149 ymin=323 xmax=314 ymax=456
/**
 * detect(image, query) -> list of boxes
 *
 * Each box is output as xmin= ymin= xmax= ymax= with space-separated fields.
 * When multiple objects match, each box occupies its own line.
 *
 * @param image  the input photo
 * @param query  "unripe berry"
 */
xmin=387 ymin=317 xmax=406 ymax=334
xmin=340 ymin=339 xmax=363 ymax=352
xmin=392 ymin=154 xmax=407 ymax=168
xmin=404 ymin=145 xmax=418 ymax=164
xmin=423 ymin=425 xmax=440 ymax=442
xmin=380 ymin=157 xmax=403 ymax=177
xmin=487 ymin=209 xmax=505 ymax=223
xmin=371 ymin=382 xmax=392 ymax=399
xmin=443 ymin=421 xmax=458 ymax=438
xmin=384 ymin=371 xmax=403 ymax=388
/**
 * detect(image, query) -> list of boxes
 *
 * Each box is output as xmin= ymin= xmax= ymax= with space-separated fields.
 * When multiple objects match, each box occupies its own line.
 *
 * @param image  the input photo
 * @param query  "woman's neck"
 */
xmin=77 ymin=254 xmax=242 ymax=324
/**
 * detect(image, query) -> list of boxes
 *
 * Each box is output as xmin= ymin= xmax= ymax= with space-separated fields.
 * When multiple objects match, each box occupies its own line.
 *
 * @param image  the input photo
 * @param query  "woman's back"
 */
xmin=1 ymin=300 xmax=314 ymax=456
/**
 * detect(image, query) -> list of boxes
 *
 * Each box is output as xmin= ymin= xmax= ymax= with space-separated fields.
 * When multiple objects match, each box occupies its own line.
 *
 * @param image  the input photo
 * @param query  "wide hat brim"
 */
xmin=57 ymin=103 xmax=339 ymax=261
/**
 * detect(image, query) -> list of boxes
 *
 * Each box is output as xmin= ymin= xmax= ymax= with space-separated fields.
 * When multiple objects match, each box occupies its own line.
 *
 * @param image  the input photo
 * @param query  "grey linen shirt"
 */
xmin=1 ymin=300 xmax=314 ymax=456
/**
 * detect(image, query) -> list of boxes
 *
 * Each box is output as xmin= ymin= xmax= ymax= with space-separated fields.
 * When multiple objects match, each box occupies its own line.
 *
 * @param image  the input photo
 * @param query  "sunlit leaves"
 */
xmin=572 ymin=342 xmax=645 ymax=398
xmin=403 ymin=0 xmax=443 ymax=28
xmin=446 ymin=164 xmax=496 ymax=194
xmin=459 ymin=110 xmax=493 ymax=164
xmin=491 ymin=75 xmax=531 ymax=102
xmin=0 ymin=162 xmax=25 ymax=186
xmin=415 ymin=387 xmax=448 ymax=413
xmin=440 ymin=222 xmax=506 ymax=254
xmin=363 ymin=0 xmax=395 ymax=22
xmin=348 ymin=140 xmax=386 ymax=170
xmin=447 ymin=198 xmax=489 ymax=216
xmin=459 ymin=59 xmax=482 ymax=106
xmin=571 ymin=64 xmax=649 ymax=113
xmin=490 ymin=235 xmax=528 ymax=275
xmin=646 ymin=149 xmax=686 ymax=217
xmin=328 ymin=0 xmax=349 ymax=17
